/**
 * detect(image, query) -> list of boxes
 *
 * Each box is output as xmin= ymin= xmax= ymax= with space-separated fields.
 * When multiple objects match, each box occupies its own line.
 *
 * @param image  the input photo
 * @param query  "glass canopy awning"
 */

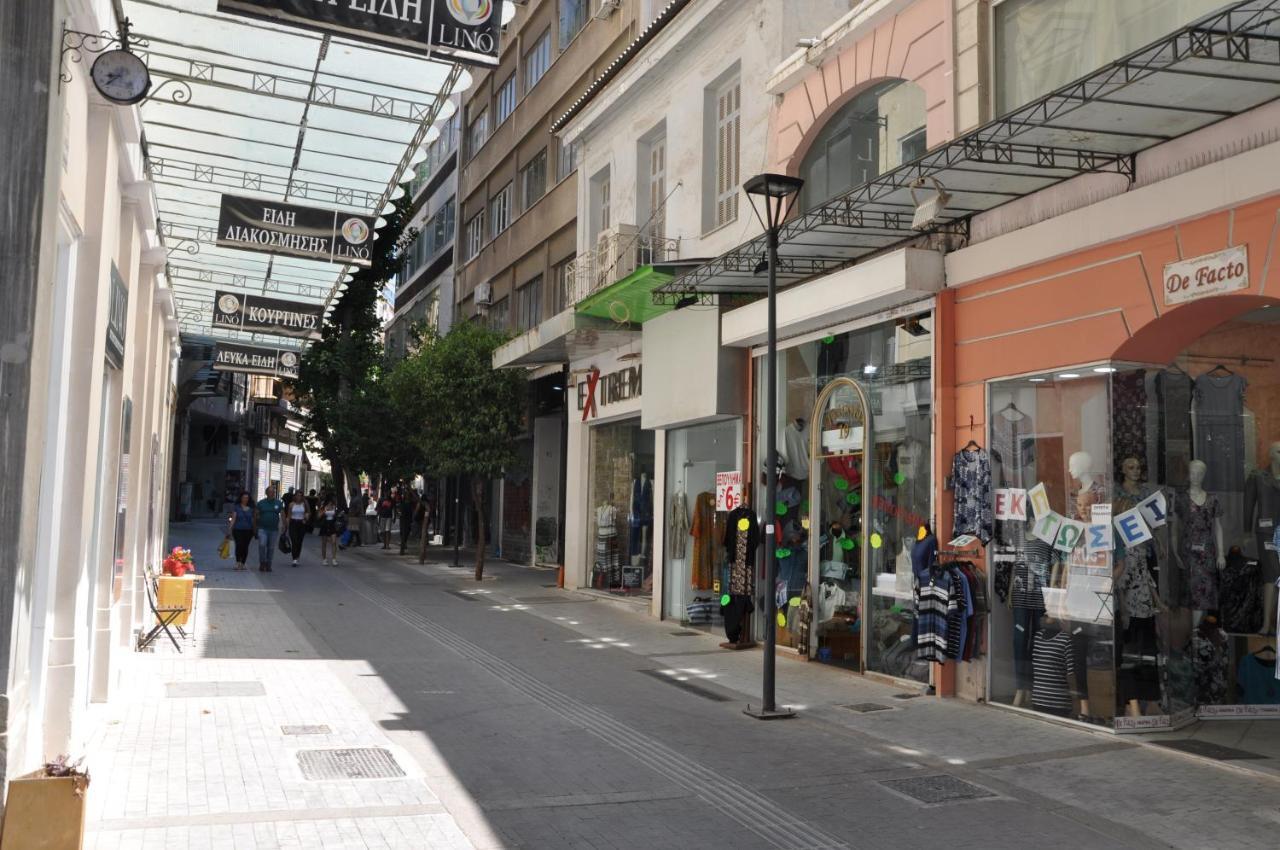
xmin=117 ymin=0 xmax=468 ymax=342
xmin=654 ymin=0 xmax=1280 ymax=303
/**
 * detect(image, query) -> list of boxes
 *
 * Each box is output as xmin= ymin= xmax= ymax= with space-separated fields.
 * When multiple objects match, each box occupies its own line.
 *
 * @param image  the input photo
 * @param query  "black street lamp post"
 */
xmin=742 ymin=172 xmax=804 ymax=720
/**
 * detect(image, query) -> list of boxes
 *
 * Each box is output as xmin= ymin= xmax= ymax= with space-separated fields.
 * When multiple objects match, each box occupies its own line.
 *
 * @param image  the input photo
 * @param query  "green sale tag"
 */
xmin=720 ymin=594 xmax=730 ymax=606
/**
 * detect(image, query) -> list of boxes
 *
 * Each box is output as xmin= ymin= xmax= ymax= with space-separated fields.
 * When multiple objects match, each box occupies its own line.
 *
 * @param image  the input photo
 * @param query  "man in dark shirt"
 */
xmin=399 ymin=489 xmax=419 ymax=555
xmin=378 ymin=491 xmax=395 ymax=549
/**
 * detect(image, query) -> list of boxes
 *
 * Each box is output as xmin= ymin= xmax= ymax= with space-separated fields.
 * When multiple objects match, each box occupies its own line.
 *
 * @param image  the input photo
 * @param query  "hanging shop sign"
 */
xmin=576 ymin=365 xmax=642 ymax=421
xmin=216 ymin=0 xmax=505 ymax=68
xmin=212 ymin=341 xmax=301 ymax=379
xmin=715 ymin=471 xmax=742 ymax=512
xmin=212 ymin=289 xmax=324 ymax=340
xmin=216 ymin=194 xmax=376 ymax=267
xmin=1163 ymin=245 xmax=1249 ymax=306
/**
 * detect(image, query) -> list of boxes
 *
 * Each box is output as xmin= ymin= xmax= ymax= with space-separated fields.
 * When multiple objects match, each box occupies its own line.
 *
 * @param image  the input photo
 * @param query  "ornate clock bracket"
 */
xmin=60 ymin=17 xmax=191 ymax=104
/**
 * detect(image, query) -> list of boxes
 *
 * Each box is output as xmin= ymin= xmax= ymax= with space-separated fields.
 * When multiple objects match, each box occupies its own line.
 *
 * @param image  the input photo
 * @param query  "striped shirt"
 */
xmin=915 ymin=571 xmax=958 ymax=661
xmin=1031 ymin=628 xmax=1076 ymax=714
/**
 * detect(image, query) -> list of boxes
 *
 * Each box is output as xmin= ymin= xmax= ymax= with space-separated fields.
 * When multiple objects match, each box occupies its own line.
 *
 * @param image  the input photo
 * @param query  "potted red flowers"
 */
xmin=162 ymin=546 xmax=194 ymax=577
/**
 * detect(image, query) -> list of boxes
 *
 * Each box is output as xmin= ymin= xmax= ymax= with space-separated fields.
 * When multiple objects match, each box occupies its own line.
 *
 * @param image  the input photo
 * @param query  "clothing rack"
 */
xmin=1184 ymin=353 xmax=1274 ymax=366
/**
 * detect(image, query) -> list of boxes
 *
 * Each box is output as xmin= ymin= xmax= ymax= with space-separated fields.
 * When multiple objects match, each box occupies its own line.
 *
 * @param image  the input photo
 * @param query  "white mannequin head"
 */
xmin=1121 ymin=456 xmax=1143 ymax=486
xmin=1068 ymin=451 xmax=1093 ymax=482
xmin=1189 ymin=459 xmax=1207 ymax=490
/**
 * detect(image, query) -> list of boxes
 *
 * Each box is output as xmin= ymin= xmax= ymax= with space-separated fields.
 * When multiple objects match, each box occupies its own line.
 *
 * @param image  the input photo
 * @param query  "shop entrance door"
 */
xmin=807 ymin=378 xmax=873 ymax=670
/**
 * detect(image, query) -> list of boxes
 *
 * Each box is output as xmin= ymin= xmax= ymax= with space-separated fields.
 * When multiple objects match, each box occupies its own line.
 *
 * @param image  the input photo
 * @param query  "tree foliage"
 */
xmin=290 ymin=191 xmax=417 ymax=504
xmin=387 ymin=320 xmax=525 ymax=578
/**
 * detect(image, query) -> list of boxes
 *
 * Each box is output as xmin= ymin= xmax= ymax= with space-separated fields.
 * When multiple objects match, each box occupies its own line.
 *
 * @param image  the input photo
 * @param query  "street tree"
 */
xmin=387 ymin=321 xmax=524 ymax=580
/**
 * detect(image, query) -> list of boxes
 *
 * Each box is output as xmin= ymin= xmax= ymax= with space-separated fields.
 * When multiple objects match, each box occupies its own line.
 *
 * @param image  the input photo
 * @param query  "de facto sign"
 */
xmin=216 ymin=0 xmax=505 ymax=67
xmin=217 ymin=194 xmax=376 ymax=267
xmin=213 ymin=290 xmax=324 ymax=340
xmin=1163 ymin=245 xmax=1249 ymax=306
xmin=212 ymin=341 xmax=302 ymax=379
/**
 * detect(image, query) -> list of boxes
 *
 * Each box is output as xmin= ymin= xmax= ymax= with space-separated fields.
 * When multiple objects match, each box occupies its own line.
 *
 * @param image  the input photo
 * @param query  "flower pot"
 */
xmin=0 ymin=767 xmax=89 ymax=849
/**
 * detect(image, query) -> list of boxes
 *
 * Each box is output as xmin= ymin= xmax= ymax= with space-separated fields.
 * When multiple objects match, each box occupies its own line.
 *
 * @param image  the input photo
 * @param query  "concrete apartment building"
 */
xmin=453 ymin=0 xmax=653 ymax=566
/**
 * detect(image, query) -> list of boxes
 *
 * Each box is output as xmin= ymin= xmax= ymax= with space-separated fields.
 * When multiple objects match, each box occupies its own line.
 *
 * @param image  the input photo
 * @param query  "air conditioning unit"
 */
xmin=595 ymin=0 xmax=621 ymax=20
xmin=474 ymin=280 xmax=493 ymax=306
xmin=593 ymin=223 xmax=639 ymax=288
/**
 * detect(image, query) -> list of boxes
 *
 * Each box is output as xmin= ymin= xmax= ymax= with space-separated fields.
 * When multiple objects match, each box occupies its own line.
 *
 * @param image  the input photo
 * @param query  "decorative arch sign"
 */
xmin=1163 ymin=245 xmax=1249 ymax=306
xmin=216 ymin=0 xmax=506 ymax=68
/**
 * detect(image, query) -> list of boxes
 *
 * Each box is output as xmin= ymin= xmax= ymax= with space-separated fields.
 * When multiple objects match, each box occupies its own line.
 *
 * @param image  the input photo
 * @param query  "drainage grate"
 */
xmin=893 ymin=692 xmax=923 ymax=700
xmin=166 ymin=681 xmax=265 ymax=698
xmin=281 ymin=725 xmax=331 ymax=736
xmin=1154 ymin=739 xmax=1267 ymax=761
xmin=880 ymin=775 xmax=996 ymax=805
xmin=639 ymin=669 xmax=732 ymax=702
xmin=298 ymin=748 xmax=405 ymax=780
xmin=669 ymin=630 xmax=701 ymax=636
xmin=841 ymin=702 xmax=894 ymax=713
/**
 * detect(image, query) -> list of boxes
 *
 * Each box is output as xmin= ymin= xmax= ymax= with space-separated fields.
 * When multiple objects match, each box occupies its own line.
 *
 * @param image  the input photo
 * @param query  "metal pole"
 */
xmin=453 ymin=475 xmax=461 ymax=568
xmin=762 ymin=223 xmax=780 ymax=714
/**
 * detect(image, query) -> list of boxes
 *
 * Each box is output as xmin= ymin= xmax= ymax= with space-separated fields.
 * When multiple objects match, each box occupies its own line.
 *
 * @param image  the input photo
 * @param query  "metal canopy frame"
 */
xmin=654 ymin=0 xmax=1280 ymax=304
xmin=106 ymin=0 xmax=469 ymax=341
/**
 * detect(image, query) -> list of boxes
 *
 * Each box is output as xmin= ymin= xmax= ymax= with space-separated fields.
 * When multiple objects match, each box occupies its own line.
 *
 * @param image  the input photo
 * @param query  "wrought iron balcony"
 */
xmin=562 ymin=225 xmax=681 ymax=310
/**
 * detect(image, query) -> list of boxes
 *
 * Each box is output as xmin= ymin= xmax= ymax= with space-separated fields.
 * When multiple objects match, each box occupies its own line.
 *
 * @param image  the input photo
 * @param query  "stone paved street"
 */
xmin=83 ymin=521 xmax=1280 ymax=849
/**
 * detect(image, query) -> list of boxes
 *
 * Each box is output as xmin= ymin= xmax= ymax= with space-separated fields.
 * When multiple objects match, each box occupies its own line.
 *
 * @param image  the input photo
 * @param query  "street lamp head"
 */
xmin=743 ymin=173 xmax=805 ymax=199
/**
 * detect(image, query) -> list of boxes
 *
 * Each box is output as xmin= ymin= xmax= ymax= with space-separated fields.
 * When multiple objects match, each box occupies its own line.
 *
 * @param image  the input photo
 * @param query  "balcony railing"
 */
xmin=563 ymin=225 xmax=681 ymax=308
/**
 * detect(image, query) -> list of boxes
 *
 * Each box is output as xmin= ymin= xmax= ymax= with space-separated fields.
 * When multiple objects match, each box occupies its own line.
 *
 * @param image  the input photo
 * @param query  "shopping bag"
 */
xmin=339 ymin=529 xmax=352 ymax=548
xmin=218 ymin=538 xmax=231 ymax=560
xmin=279 ymin=533 xmax=291 ymax=554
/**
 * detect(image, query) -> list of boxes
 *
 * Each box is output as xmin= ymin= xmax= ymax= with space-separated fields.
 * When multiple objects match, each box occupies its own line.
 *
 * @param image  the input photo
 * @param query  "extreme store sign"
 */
xmin=217 ymin=194 xmax=375 ymax=267
xmin=212 ymin=290 xmax=324 ymax=340
xmin=216 ymin=0 xmax=506 ymax=67
xmin=577 ymin=365 xmax=642 ymax=421
xmin=212 ymin=341 xmax=301 ymax=379
xmin=1163 ymin=245 xmax=1249 ymax=306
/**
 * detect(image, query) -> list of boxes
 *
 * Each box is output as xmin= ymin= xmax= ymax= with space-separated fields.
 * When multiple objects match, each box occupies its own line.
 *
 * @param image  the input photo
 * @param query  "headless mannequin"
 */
xmin=1245 ymin=442 xmax=1280 ymax=634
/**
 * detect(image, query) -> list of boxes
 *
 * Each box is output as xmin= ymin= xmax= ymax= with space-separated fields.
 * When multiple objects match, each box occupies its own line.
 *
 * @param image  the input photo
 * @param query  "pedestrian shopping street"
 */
xmin=82 ymin=521 xmax=1280 ymax=849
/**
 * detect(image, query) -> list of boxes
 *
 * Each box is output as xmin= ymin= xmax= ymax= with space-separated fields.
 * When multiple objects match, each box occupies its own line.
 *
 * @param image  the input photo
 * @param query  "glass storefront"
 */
xmin=663 ymin=419 xmax=741 ymax=631
xmin=989 ymin=305 xmax=1280 ymax=727
xmin=587 ymin=419 xmax=656 ymax=596
xmin=755 ymin=310 xmax=933 ymax=681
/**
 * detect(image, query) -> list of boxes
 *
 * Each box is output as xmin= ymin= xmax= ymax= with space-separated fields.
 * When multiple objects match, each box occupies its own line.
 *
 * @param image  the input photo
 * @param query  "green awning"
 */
xmin=576 ymin=265 xmax=677 ymax=324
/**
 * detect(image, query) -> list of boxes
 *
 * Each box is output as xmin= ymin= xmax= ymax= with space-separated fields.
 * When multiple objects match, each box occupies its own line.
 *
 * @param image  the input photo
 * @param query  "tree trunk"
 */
xmin=472 ymin=473 xmax=486 ymax=581
xmin=332 ymin=463 xmax=350 ymax=511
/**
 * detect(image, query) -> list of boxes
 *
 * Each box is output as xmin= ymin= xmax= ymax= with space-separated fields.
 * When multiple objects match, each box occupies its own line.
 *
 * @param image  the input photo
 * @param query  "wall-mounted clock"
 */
xmin=90 ymin=48 xmax=151 ymax=105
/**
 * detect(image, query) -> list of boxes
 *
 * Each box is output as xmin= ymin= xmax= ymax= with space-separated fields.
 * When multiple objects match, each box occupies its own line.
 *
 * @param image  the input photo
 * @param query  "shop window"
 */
xmin=588 ymin=420 xmax=656 ymax=596
xmin=752 ymin=312 xmax=934 ymax=679
xmin=663 ymin=420 xmax=740 ymax=631
xmin=797 ymin=79 xmax=924 ymax=212
xmin=994 ymin=0 xmax=1224 ymax=115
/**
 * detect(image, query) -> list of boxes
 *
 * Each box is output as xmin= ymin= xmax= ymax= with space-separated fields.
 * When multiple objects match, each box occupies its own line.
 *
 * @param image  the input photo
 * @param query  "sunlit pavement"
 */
xmin=84 ymin=520 xmax=1280 ymax=849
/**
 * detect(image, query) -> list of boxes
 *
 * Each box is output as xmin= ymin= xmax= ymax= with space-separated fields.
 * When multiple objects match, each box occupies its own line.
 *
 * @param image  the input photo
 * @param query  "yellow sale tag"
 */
xmin=737 ymin=518 xmax=750 ymax=531
xmin=917 ymin=526 xmax=927 ymax=541
xmin=776 ymin=612 xmax=787 ymax=628
xmin=870 ymin=533 xmax=883 ymax=549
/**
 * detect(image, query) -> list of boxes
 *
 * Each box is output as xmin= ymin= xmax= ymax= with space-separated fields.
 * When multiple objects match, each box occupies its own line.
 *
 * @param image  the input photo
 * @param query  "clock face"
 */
xmin=90 ymin=50 xmax=151 ymax=105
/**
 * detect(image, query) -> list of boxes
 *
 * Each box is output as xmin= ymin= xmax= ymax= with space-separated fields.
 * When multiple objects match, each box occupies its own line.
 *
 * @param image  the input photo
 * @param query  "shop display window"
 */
xmin=663 ymin=420 xmax=741 ymax=631
xmin=753 ymin=312 xmax=933 ymax=680
xmin=990 ymin=306 xmax=1280 ymax=727
xmin=587 ymin=420 xmax=656 ymax=596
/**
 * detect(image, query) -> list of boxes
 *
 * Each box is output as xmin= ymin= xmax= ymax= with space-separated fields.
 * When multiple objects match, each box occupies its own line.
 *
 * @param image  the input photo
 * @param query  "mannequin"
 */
xmin=1069 ymin=451 xmax=1105 ymax=519
xmin=1244 ymin=442 xmax=1280 ymax=633
xmin=1179 ymin=460 xmax=1225 ymax=611
xmin=1114 ymin=456 xmax=1166 ymax=718
xmin=629 ymin=472 xmax=653 ymax=564
xmin=721 ymin=491 xmax=758 ymax=647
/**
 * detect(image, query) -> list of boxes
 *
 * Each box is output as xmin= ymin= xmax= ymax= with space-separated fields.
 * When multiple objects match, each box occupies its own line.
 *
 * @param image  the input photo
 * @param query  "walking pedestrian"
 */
xmin=307 ymin=489 xmax=320 ymax=533
xmin=287 ymin=490 xmax=310 ymax=567
xmin=319 ymin=496 xmax=341 ymax=566
xmin=226 ymin=491 xmax=255 ymax=571
xmin=254 ymin=485 xmax=284 ymax=572
xmin=378 ymin=491 xmax=394 ymax=549
xmin=363 ymin=490 xmax=377 ymax=546
xmin=399 ymin=489 xmax=419 ymax=555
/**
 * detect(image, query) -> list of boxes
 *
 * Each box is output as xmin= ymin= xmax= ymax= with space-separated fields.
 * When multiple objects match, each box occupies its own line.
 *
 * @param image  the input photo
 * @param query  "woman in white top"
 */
xmin=287 ymin=491 xmax=311 ymax=567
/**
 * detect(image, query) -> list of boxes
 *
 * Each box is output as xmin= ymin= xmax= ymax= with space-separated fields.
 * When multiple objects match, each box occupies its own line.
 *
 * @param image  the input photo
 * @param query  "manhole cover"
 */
xmin=669 ymin=630 xmax=701 ymax=636
xmin=841 ymin=703 xmax=894 ymax=713
xmin=298 ymin=748 xmax=405 ymax=780
xmin=166 ymin=681 xmax=265 ymax=698
xmin=281 ymin=725 xmax=331 ymax=736
xmin=880 ymin=775 xmax=996 ymax=805
xmin=1155 ymin=739 xmax=1266 ymax=760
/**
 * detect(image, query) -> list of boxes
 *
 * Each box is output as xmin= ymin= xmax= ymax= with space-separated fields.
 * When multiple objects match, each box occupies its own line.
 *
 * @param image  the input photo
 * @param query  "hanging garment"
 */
xmin=796 ymin=583 xmax=813 ymax=657
xmin=1193 ymin=372 xmax=1247 ymax=493
xmin=1111 ymin=370 xmax=1149 ymax=473
xmin=915 ymin=567 xmax=957 ymax=662
xmin=669 ymin=490 xmax=690 ymax=560
xmin=1219 ymin=547 xmax=1263 ymax=633
xmin=721 ymin=594 xmax=753 ymax=644
xmin=689 ymin=492 xmax=722 ymax=590
xmin=816 ymin=581 xmax=851 ymax=623
xmin=1191 ymin=627 xmax=1229 ymax=705
xmin=722 ymin=505 xmax=759 ymax=596
xmin=783 ymin=420 xmax=809 ymax=480
xmin=1244 ymin=469 xmax=1280 ymax=582
xmin=991 ymin=405 xmax=1036 ymax=552
xmin=1176 ymin=491 xmax=1222 ymax=610
xmin=1031 ymin=627 xmax=1077 ymax=716
xmin=1157 ymin=369 xmax=1193 ymax=487
xmin=951 ymin=448 xmax=993 ymax=544
xmin=945 ymin=566 xmax=973 ymax=660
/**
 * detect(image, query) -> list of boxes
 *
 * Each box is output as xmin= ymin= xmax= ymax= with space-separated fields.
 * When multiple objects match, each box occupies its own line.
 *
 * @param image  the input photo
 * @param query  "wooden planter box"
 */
xmin=1 ymin=768 xmax=89 ymax=850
